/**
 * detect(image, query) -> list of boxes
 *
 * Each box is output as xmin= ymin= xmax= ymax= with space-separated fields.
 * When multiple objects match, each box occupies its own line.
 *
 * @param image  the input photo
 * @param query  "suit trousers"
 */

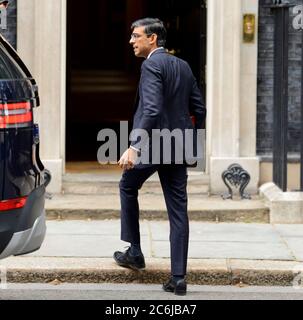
xmin=119 ymin=164 xmax=189 ymax=276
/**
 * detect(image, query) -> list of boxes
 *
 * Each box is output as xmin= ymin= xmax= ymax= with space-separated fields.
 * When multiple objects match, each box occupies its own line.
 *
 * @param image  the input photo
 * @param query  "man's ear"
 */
xmin=149 ymin=34 xmax=158 ymax=45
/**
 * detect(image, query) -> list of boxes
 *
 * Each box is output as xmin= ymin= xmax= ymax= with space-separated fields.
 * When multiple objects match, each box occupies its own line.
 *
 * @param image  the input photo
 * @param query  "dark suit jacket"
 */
xmin=130 ymin=48 xmax=206 ymax=165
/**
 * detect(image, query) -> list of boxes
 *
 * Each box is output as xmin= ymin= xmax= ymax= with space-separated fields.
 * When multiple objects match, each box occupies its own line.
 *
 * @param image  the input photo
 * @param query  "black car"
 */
xmin=0 ymin=33 xmax=50 ymax=259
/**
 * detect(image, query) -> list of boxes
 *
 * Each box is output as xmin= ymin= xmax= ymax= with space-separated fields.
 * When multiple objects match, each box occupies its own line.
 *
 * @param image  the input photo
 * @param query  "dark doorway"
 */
xmin=66 ymin=0 xmax=206 ymax=162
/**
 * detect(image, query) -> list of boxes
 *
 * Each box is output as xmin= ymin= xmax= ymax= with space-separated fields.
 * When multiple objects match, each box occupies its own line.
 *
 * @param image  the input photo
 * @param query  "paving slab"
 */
xmin=43 ymin=220 xmax=150 ymax=236
xmin=150 ymin=221 xmax=282 ymax=242
xmin=28 ymin=235 xmax=151 ymax=258
xmin=152 ymin=240 xmax=294 ymax=260
xmin=274 ymin=224 xmax=303 ymax=238
xmin=280 ymin=238 xmax=303 ymax=261
xmin=21 ymin=221 xmax=296 ymax=261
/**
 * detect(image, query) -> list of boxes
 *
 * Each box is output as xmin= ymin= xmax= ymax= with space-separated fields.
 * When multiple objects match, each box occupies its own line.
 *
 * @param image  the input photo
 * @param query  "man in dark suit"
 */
xmin=113 ymin=18 xmax=206 ymax=296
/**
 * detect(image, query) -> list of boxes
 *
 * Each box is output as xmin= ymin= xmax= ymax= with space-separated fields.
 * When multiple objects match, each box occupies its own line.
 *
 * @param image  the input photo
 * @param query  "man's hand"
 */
xmin=118 ymin=148 xmax=138 ymax=170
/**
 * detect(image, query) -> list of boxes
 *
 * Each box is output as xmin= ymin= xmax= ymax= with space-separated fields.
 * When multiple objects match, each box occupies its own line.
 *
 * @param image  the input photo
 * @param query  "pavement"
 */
xmin=1 ymin=219 xmax=303 ymax=287
xmin=0 ymin=168 xmax=301 ymax=288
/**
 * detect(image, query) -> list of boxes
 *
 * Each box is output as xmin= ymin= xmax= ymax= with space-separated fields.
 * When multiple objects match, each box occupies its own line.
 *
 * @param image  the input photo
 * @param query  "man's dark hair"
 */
xmin=131 ymin=18 xmax=167 ymax=47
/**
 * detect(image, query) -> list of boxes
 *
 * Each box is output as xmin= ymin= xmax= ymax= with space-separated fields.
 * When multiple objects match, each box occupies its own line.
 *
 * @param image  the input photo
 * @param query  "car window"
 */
xmin=0 ymin=44 xmax=27 ymax=79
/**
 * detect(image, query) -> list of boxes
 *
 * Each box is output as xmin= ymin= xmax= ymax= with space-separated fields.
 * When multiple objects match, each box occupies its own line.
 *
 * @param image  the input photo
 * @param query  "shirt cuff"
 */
xmin=130 ymin=146 xmax=140 ymax=153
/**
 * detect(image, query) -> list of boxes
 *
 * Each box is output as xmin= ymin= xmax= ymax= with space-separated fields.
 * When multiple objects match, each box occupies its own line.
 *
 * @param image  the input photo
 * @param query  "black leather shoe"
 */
xmin=163 ymin=278 xmax=187 ymax=296
xmin=113 ymin=247 xmax=145 ymax=270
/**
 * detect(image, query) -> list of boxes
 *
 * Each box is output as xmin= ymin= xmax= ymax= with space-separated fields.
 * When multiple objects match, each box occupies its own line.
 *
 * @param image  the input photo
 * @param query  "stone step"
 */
xmin=62 ymin=172 xmax=210 ymax=195
xmin=46 ymin=194 xmax=270 ymax=223
xmin=0 ymin=257 xmax=298 ymax=286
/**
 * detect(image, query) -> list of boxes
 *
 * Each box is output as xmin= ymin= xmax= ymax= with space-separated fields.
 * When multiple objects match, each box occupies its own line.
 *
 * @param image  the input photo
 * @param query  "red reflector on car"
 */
xmin=0 ymin=197 xmax=27 ymax=211
xmin=0 ymin=102 xmax=32 ymax=129
xmin=0 ymin=102 xmax=31 ymax=111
